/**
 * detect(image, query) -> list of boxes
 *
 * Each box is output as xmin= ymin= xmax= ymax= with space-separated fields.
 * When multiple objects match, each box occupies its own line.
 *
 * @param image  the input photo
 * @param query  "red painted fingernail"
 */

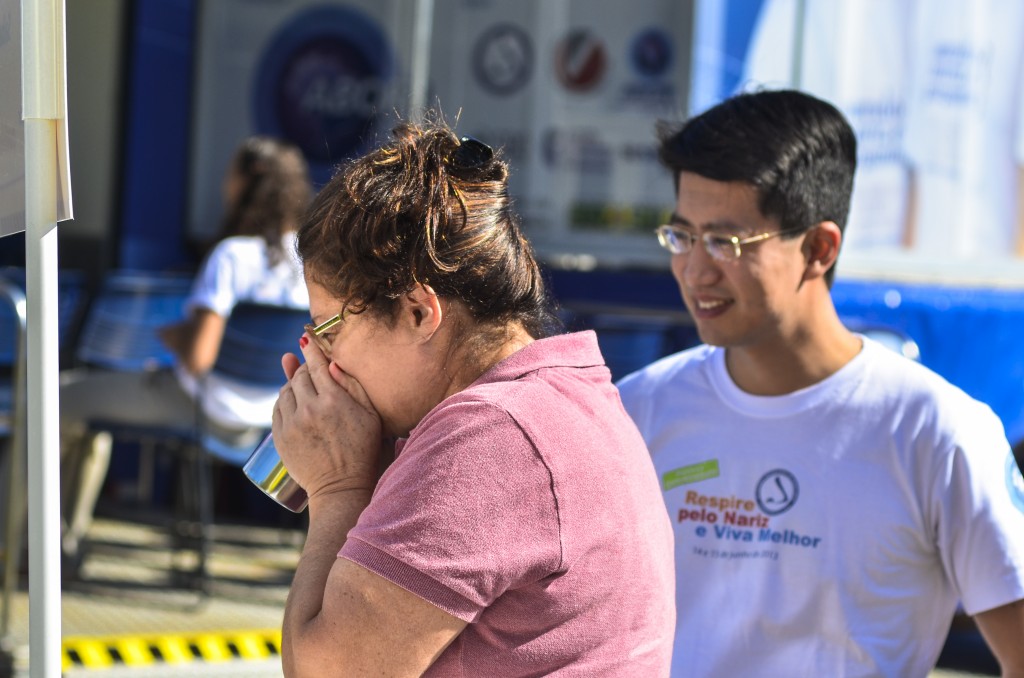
xmin=299 ymin=336 xmax=309 ymax=349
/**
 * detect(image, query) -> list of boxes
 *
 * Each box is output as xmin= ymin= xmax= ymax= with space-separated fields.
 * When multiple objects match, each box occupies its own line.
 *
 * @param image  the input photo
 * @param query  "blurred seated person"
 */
xmin=59 ymin=136 xmax=313 ymax=568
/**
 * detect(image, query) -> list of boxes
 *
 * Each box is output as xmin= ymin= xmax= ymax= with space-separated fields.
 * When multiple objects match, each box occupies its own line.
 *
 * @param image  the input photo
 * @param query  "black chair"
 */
xmin=0 ymin=276 xmax=27 ymax=441
xmin=65 ymin=270 xmax=200 ymax=584
xmin=1 ymin=268 xmax=88 ymax=627
xmin=184 ymin=301 xmax=311 ymax=590
xmin=71 ymin=269 xmax=196 ymax=528
xmin=69 ymin=283 xmax=308 ymax=591
xmin=0 ymin=267 xmax=86 ymax=429
xmin=0 ymin=276 xmax=26 ymax=635
xmin=75 ymin=269 xmax=194 ymax=372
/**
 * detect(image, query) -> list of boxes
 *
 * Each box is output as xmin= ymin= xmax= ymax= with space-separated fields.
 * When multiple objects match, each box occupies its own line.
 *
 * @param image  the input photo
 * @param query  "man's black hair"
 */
xmin=658 ymin=89 xmax=857 ymax=285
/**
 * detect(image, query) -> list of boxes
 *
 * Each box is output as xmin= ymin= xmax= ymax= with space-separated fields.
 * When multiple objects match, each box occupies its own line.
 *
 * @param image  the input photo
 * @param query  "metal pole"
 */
xmin=18 ymin=0 xmax=67 ymax=667
xmin=15 ymin=0 xmax=68 ymax=667
xmin=24 ymin=114 xmax=61 ymax=678
xmin=409 ymin=0 xmax=434 ymax=121
xmin=21 ymin=0 xmax=67 ymax=671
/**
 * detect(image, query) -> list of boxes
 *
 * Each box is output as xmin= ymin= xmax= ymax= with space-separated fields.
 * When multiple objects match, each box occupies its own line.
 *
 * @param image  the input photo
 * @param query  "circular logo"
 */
xmin=630 ymin=27 xmax=673 ymax=78
xmin=253 ymin=6 xmax=394 ymax=173
xmin=554 ymin=29 xmax=607 ymax=92
xmin=1007 ymin=451 xmax=1024 ymax=514
xmin=471 ymin=24 xmax=533 ymax=96
xmin=755 ymin=469 xmax=800 ymax=516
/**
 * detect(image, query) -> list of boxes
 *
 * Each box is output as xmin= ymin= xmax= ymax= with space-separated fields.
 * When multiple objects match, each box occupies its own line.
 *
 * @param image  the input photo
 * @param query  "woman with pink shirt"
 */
xmin=272 ymin=117 xmax=675 ymax=676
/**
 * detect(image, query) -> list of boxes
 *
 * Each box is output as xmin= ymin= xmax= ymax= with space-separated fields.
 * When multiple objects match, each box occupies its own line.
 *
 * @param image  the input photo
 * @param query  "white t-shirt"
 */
xmin=617 ymin=338 xmax=1024 ymax=677
xmin=175 ymin=232 xmax=308 ymax=429
xmin=903 ymin=0 xmax=1024 ymax=258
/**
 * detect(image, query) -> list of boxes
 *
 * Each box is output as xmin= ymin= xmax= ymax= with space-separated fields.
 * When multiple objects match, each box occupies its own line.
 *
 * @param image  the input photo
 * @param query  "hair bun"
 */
xmin=448 ymin=136 xmax=494 ymax=175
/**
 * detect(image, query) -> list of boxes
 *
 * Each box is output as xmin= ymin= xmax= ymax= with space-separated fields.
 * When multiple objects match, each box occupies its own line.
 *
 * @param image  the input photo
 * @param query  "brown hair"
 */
xmin=219 ymin=136 xmax=313 ymax=266
xmin=297 ymin=118 xmax=558 ymax=339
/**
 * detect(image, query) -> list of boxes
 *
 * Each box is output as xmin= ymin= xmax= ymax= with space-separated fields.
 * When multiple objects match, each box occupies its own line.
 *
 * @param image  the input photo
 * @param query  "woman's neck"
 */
xmin=442 ymin=321 xmax=535 ymax=398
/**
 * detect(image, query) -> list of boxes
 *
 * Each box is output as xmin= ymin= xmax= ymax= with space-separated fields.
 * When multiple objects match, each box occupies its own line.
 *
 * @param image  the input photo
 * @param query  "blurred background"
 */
xmin=20 ymin=0 xmax=1024 ymax=440
xmin=1 ymin=0 xmax=1022 ymax=675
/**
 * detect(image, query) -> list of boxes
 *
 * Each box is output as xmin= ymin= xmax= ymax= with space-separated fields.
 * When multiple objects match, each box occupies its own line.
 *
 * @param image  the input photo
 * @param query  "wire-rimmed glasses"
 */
xmin=303 ymin=311 xmax=349 ymax=354
xmin=655 ymin=224 xmax=807 ymax=262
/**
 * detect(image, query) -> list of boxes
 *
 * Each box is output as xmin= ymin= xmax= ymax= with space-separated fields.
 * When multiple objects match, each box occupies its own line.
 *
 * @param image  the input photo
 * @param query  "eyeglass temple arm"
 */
xmin=312 ymin=314 xmax=344 ymax=335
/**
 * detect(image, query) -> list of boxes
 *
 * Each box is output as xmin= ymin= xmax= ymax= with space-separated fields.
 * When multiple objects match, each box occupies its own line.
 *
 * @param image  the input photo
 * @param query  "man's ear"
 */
xmin=803 ymin=221 xmax=842 ymax=282
xmin=400 ymin=283 xmax=444 ymax=339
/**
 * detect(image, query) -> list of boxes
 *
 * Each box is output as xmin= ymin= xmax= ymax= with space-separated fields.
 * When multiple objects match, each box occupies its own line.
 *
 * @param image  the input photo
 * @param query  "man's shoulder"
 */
xmin=861 ymin=338 xmax=981 ymax=406
xmin=859 ymin=339 xmax=1004 ymax=438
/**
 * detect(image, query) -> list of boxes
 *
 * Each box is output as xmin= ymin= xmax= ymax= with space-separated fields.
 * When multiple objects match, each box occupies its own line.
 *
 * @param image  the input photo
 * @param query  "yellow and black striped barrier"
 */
xmin=62 ymin=629 xmax=282 ymax=672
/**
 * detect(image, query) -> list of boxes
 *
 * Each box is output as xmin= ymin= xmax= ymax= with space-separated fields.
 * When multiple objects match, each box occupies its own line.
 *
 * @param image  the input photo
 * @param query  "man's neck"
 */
xmin=724 ymin=308 xmax=863 ymax=396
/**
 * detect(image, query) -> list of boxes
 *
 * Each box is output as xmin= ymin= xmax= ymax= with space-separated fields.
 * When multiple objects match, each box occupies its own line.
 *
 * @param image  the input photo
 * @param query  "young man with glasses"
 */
xmin=617 ymin=89 xmax=1024 ymax=676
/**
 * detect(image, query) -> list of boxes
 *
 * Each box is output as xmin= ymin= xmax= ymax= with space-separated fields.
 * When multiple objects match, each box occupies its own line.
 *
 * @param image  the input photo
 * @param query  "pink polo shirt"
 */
xmin=340 ymin=331 xmax=675 ymax=676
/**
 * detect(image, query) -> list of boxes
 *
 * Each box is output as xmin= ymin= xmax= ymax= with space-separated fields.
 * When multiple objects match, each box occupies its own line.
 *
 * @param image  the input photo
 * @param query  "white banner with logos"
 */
xmin=0 ymin=0 xmax=24 ymax=237
xmin=188 ymin=0 xmax=412 ymax=243
xmin=430 ymin=0 xmax=691 ymax=266
xmin=696 ymin=0 xmax=1024 ymax=286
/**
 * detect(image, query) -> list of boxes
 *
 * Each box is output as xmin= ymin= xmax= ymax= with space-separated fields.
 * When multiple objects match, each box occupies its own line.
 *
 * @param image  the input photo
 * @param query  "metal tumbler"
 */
xmin=242 ymin=432 xmax=309 ymax=513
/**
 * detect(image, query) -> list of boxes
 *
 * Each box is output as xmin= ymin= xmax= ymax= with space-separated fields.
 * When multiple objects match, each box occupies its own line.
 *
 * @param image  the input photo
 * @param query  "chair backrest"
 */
xmin=0 ymin=273 xmax=26 ymax=369
xmin=210 ymin=302 xmax=310 ymax=387
xmin=75 ymin=270 xmax=194 ymax=371
xmin=0 ymin=267 xmax=86 ymax=365
xmin=0 ymin=277 xmax=26 ymax=436
xmin=0 ymin=269 xmax=85 ymax=435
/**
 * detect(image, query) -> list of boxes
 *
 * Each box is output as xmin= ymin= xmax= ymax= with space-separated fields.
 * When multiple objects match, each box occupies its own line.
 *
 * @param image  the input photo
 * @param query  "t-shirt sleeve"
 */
xmin=340 ymin=399 xmax=563 ymax=623
xmin=186 ymin=240 xmax=241 ymax=317
xmin=932 ymin=402 xmax=1024 ymax=615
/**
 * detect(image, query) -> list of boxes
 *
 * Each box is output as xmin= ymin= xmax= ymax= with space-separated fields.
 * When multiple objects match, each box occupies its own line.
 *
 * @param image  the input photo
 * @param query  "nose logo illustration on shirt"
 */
xmin=755 ymin=469 xmax=799 ymax=516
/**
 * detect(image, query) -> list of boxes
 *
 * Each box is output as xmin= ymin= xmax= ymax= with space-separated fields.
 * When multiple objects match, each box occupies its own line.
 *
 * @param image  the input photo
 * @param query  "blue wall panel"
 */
xmin=118 ymin=0 xmax=197 ymax=271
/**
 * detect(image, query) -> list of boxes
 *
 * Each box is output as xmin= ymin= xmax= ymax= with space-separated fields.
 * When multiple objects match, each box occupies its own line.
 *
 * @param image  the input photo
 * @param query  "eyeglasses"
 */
xmin=303 ymin=311 xmax=350 ymax=354
xmin=655 ymin=224 xmax=807 ymax=262
xmin=449 ymin=136 xmax=493 ymax=172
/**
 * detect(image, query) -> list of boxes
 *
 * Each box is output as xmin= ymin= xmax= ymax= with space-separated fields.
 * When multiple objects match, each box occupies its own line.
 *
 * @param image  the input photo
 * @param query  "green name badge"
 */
xmin=662 ymin=459 xmax=719 ymax=491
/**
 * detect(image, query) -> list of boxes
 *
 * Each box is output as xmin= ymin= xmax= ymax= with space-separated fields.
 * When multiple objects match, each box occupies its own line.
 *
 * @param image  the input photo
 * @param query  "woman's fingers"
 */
xmin=286 ymin=356 xmax=357 ymax=426
xmin=282 ymin=352 xmax=302 ymax=380
xmin=272 ymin=338 xmax=384 ymax=496
xmin=328 ymin=362 xmax=376 ymax=414
xmin=296 ymin=332 xmax=337 ymax=394
xmin=275 ymin=381 xmax=297 ymax=425
xmin=287 ymin=363 xmax=322 ymax=406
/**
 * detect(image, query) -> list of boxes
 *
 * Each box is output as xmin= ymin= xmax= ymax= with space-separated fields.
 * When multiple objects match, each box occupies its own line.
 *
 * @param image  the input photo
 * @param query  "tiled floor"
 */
xmin=3 ymin=513 xmax=302 ymax=677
